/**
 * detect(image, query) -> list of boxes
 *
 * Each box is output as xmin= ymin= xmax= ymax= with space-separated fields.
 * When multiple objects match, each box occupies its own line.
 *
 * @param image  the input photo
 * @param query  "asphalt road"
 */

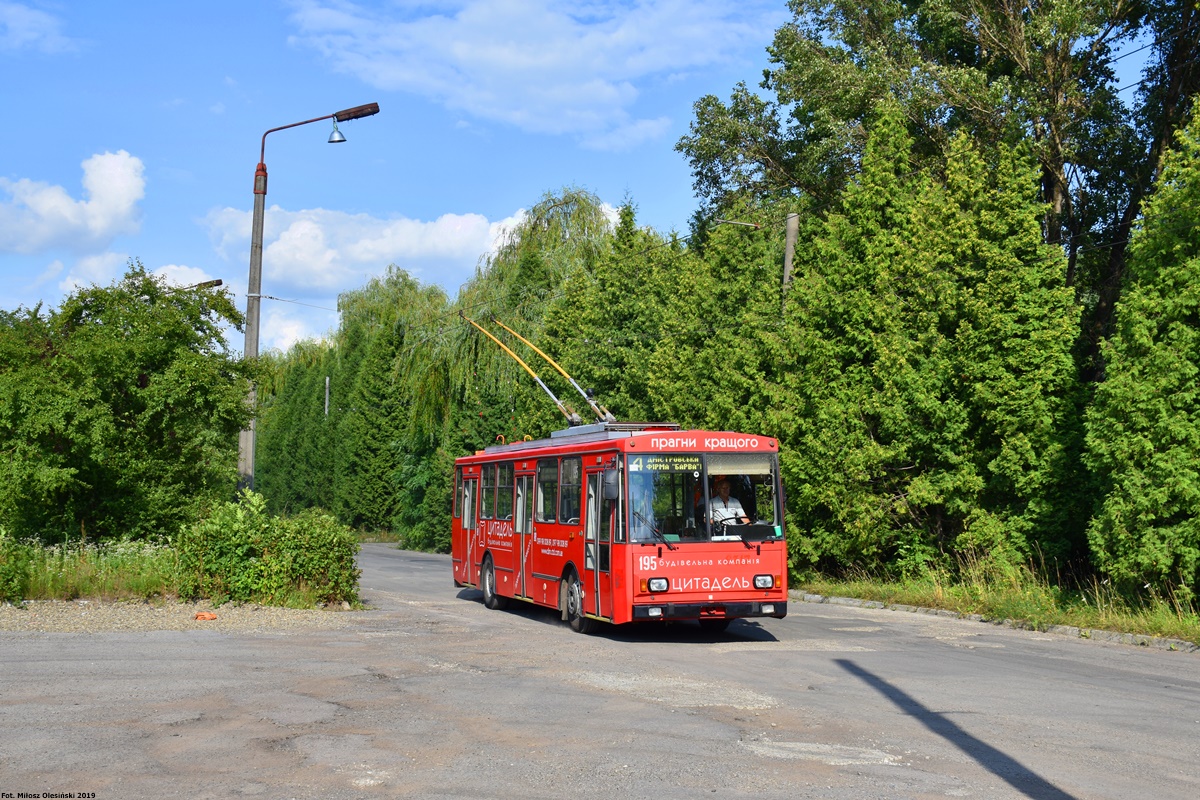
xmin=1 ymin=544 xmax=1197 ymax=799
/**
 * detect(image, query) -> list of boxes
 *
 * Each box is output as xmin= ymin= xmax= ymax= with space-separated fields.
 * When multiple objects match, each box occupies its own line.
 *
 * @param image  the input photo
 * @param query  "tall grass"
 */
xmin=22 ymin=540 xmax=179 ymax=601
xmin=1 ymin=494 xmax=361 ymax=607
xmin=796 ymin=555 xmax=1200 ymax=645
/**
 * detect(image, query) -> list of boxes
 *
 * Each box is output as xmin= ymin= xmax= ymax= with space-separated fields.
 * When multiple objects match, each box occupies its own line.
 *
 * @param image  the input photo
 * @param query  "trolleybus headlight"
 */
xmin=753 ymin=574 xmax=774 ymax=589
xmin=647 ymin=577 xmax=669 ymax=593
xmin=648 ymin=607 xmax=663 ymax=618
xmin=761 ymin=604 xmax=775 ymax=614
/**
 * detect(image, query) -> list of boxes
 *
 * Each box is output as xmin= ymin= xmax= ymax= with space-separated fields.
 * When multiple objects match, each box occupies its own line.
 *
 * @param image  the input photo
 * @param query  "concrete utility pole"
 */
xmin=781 ymin=212 xmax=799 ymax=314
xmin=237 ymin=103 xmax=380 ymax=490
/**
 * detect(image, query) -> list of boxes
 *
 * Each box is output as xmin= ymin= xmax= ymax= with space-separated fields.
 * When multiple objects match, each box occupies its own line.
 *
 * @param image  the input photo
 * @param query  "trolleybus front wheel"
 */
xmin=562 ymin=571 xmax=597 ymax=634
xmin=481 ymin=555 xmax=509 ymax=610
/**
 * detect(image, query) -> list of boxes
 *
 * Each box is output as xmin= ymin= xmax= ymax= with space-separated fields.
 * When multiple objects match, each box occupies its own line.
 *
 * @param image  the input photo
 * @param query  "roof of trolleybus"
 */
xmin=463 ymin=421 xmax=779 ymax=460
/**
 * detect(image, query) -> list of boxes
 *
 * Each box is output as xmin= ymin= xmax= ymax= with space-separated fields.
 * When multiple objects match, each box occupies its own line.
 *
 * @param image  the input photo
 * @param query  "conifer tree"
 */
xmin=1085 ymin=114 xmax=1200 ymax=602
xmin=776 ymin=104 xmax=1078 ymax=576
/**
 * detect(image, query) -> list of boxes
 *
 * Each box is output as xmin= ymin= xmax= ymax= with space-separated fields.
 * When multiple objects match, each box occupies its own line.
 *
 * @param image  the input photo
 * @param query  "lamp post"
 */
xmin=238 ymin=102 xmax=381 ymax=490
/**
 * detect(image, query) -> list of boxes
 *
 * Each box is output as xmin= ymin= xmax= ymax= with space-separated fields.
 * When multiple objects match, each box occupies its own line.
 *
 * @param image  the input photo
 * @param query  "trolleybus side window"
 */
xmin=497 ymin=462 xmax=514 ymax=520
xmin=600 ymin=488 xmax=613 ymax=571
xmin=536 ymin=459 xmax=557 ymax=523
xmin=462 ymin=478 xmax=477 ymax=530
xmin=585 ymin=474 xmax=598 ymax=570
xmin=515 ymin=473 xmax=533 ymax=535
xmin=481 ymin=463 xmax=495 ymax=520
xmin=453 ymin=468 xmax=463 ymax=519
xmin=560 ymin=457 xmax=582 ymax=524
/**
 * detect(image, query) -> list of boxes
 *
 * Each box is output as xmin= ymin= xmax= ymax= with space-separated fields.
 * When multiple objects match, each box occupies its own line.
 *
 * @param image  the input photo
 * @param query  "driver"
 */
xmin=709 ymin=477 xmax=750 ymax=525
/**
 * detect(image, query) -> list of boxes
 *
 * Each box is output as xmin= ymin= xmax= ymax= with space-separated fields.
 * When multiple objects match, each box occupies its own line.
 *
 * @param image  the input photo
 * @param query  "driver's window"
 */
xmin=705 ymin=453 xmax=777 ymax=534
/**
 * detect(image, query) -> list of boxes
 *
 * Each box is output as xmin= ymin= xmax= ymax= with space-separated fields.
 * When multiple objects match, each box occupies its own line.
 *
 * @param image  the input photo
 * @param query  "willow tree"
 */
xmin=443 ymin=188 xmax=615 ymax=441
xmin=538 ymin=203 xmax=685 ymax=424
xmin=333 ymin=270 xmax=436 ymax=530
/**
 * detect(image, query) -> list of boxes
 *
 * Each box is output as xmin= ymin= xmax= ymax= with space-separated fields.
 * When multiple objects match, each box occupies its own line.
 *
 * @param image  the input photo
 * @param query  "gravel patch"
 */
xmin=0 ymin=598 xmax=359 ymax=634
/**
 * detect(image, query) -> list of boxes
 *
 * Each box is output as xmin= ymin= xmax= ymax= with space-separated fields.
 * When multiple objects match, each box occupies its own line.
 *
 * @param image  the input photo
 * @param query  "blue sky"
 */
xmin=0 ymin=0 xmax=790 ymax=351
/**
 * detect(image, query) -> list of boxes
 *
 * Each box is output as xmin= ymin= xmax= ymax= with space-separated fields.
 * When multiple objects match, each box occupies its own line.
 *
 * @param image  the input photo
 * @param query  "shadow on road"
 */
xmin=835 ymin=659 xmax=1078 ymax=800
xmin=456 ymin=588 xmax=780 ymax=643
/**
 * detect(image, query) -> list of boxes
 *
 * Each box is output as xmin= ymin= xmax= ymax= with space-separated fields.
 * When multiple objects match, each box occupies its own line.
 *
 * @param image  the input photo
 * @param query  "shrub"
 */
xmin=177 ymin=490 xmax=360 ymax=606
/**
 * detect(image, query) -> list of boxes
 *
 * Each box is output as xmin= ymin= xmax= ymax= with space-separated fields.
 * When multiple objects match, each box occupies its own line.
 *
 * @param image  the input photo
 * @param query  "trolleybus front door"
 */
xmin=515 ymin=474 xmax=534 ymax=598
xmin=584 ymin=472 xmax=611 ymax=618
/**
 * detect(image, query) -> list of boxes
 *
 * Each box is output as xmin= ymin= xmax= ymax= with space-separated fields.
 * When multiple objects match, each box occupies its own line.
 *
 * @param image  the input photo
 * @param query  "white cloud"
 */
xmin=57 ymin=251 xmax=128 ymax=293
xmin=205 ymin=204 xmax=513 ymax=295
xmin=0 ymin=1 xmax=77 ymax=53
xmin=202 ymin=202 xmax=543 ymax=347
xmin=487 ymin=210 xmax=526 ymax=256
xmin=581 ymin=116 xmax=672 ymax=151
xmin=260 ymin=303 xmax=337 ymax=353
xmin=0 ymin=150 xmax=145 ymax=254
xmin=286 ymin=0 xmax=785 ymax=150
xmin=29 ymin=258 xmax=64 ymax=288
xmin=153 ymin=264 xmax=214 ymax=288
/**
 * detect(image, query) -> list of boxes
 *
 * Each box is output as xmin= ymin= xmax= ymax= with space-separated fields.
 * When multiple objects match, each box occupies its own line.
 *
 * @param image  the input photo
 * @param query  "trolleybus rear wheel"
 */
xmin=563 ymin=571 xmax=597 ymax=634
xmin=481 ymin=555 xmax=509 ymax=610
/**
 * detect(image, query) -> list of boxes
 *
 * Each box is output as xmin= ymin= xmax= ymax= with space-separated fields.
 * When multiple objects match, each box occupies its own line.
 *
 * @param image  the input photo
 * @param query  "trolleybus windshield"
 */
xmin=626 ymin=452 xmax=782 ymax=543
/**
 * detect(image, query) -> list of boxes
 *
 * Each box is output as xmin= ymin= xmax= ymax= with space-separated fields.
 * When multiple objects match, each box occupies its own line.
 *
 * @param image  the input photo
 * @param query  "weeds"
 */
xmin=6 ymin=538 xmax=177 ymax=603
xmin=796 ymin=557 xmax=1200 ymax=645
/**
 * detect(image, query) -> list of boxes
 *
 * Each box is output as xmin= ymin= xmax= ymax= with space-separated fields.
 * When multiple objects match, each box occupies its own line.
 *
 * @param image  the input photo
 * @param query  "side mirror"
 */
xmin=602 ymin=468 xmax=620 ymax=501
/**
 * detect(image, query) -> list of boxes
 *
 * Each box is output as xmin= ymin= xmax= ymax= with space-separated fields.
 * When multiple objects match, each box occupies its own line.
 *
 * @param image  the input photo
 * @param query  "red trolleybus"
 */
xmin=451 ymin=421 xmax=788 ymax=633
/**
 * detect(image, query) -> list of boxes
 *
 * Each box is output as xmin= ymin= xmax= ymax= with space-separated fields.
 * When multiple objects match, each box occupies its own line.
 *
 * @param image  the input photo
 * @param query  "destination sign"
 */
xmin=629 ymin=455 xmax=702 ymax=472
xmin=639 ymin=434 xmax=774 ymax=451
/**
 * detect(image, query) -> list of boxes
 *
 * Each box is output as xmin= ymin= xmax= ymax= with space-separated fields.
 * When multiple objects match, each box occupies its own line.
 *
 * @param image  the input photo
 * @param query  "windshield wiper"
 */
xmin=633 ymin=510 xmax=676 ymax=550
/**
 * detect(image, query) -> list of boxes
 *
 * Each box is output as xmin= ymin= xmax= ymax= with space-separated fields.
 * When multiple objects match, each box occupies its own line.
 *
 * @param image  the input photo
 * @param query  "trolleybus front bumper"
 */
xmin=631 ymin=601 xmax=787 ymax=622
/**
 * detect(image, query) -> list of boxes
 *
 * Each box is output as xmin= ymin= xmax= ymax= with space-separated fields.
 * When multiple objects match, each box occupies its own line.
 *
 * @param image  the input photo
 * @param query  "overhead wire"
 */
xmin=257 ymin=294 xmax=338 ymax=312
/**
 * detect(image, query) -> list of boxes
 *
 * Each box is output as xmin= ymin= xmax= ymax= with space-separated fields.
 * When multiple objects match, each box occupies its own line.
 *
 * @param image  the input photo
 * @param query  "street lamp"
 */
xmin=238 ymin=102 xmax=381 ymax=490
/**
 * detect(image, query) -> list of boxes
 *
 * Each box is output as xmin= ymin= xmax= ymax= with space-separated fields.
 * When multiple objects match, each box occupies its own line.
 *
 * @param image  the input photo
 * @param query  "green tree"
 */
xmin=677 ymin=0 xmax=1200 ymax=378
xmin=775 ymin=105 xmax=1079 ymax=576
xmin=1085 ymin=113 xmax=1200 ymax=602
xmin=255 ymin=341 xmax=338 ymax=514
xmin=645 ymin=198 xmax=795 ymax=435
xmin=542 ymin=203 xmax=675 ymax=423
xmin=0 ymin=263 xmax=252 ymax=542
